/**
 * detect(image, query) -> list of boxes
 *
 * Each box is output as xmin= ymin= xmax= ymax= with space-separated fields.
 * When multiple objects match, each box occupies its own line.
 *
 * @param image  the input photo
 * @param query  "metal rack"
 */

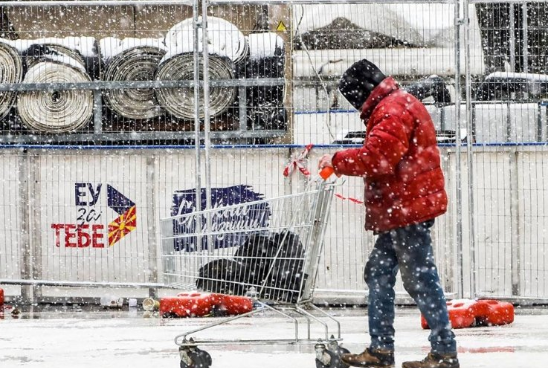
xmin=0 ymin=78 xmax=288 ymax=144
xmin=0 ymin=0 xmax=290 ymax=145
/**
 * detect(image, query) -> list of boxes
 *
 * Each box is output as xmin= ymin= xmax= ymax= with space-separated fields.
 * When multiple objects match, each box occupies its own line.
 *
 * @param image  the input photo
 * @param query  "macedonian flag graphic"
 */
xmin=107 ymin=185 xmax=136 ymax=246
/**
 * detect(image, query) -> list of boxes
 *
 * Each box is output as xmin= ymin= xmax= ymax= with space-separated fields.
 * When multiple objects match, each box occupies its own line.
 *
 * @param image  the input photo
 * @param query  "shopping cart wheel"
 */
xmin=179 ymin=345 xmax=212 ymax=368
xmin=315 ymin=342 xmax=350 ymax=368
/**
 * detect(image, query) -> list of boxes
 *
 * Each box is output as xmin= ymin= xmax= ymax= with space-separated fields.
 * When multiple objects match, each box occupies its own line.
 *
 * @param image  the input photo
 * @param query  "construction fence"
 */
xmin=1 ymin=0 xmax=548 ymax=305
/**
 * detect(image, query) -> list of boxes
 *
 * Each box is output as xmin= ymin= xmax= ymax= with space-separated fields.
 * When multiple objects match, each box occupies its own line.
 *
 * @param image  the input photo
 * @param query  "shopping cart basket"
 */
xmin=159 ymin=179 xmax=349 ymax=368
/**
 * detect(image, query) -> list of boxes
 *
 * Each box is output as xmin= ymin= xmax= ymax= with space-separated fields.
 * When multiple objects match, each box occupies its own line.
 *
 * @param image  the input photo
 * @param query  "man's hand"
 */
xmin=318 ymin=154 xmax=334 ymax=171
xmin=318 ymin=154 xmax=341 ymax=179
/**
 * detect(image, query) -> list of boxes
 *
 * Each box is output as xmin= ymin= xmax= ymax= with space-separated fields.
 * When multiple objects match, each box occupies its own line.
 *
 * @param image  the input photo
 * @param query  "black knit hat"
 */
xmin=338 ymin=59 xmax=386 ymax=110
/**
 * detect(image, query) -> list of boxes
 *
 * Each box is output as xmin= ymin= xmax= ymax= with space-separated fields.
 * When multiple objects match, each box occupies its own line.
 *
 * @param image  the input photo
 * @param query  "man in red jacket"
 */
xmin=319 ymin=59 xmax=458 ymax=368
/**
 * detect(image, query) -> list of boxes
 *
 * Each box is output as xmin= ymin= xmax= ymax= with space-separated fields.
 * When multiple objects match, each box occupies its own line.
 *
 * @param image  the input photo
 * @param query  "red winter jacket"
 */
xmin=332 ymin=77 xmax=447 ymax=233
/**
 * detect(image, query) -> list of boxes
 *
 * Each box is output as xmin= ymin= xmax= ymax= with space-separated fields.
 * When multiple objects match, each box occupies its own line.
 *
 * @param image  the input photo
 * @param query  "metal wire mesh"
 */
xmin=464 ymin=0 xmax=548 ymax=301
xmin=1 ymin=0 xmax=548 ymax=305
xmin=160 ymin=182 xmax=334 ymax=304
xmin=0 ymin=1 xmax=287 ymax=145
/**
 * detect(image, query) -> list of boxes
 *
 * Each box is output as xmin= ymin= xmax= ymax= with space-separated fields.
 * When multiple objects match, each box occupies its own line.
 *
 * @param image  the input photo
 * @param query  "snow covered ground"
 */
xmin=0 ymin=305 xmax=546 ymax=368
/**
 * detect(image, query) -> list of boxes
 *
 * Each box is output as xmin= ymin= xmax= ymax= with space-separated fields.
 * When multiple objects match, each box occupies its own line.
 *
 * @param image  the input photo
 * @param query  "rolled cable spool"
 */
xmin=24 ymin=43 xmax=86 ymax=70
xmin=164 ymin=16 xmax=248 ymax=64
xmin=0 ymin=41 xmax=23 ymax=120
xmin=155 ymin=52 xmax=236 ymax=120
xmin=17 ymin=46 xmax=93 ymax=133
xmin=101 ymin=39 xmax=166 ymax=120
xmin=159 ymin=17 xmax=247 ymax=120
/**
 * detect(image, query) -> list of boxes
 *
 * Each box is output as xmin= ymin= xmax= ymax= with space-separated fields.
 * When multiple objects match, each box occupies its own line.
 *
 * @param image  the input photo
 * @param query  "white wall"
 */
xmin=1 ymin=144 xmax=548 ymax=303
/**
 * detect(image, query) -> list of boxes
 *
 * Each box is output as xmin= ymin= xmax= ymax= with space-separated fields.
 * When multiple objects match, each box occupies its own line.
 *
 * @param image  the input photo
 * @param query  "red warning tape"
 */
xmin=283 ymin=144 xmax=314 ymax=178
xmin=282 ymin=145 xmax=364 ymax=206
xmin=334 ymin=193 xmax=364 ymax=204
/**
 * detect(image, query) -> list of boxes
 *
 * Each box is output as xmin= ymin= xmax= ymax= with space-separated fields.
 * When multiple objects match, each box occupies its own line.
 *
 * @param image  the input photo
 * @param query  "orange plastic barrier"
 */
xmin=160 ymin=292 xmax=222 ymax=318
xmin=421 ymin=299 xmax=477 ymax=329
xmin=474 ymin=299 xmax=514 ymax=326
xmin=421 ymin=299 xmax=514 ymax=329
xmin=160 ymin=292 xmax=252 ymax=318
xmin=216 ymin=294 xmax=253 ymax=315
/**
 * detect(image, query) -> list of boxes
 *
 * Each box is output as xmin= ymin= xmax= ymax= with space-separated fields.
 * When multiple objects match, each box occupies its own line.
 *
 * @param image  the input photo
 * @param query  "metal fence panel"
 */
xmin=518 ymin=149 xmax=548 ymax=298
xmin=292 ymin=1 xmax=461 ymax=146
xmin=467 ymin=0 xmax=548 ymax=303
xmin=0 ymin=1 xmax=288 ymax=145
xmin=2 ymin=0 xmax=548 ymax=305
xmin=472 ymin=150 xmax=513 ymax=297
xmin=37 ymin=152 xmax=151 ymax=283
xmin=0 ymin=151 xmax=23 ymax=281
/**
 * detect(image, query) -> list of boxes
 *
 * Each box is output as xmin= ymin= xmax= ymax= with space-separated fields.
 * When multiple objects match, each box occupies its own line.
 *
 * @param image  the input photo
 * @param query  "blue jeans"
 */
xmin=365 ymin=220 xmax=457 ymax=354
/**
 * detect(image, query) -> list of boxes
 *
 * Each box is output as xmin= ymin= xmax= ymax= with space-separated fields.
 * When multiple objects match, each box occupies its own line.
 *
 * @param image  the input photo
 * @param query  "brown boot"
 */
xmin=340 ymin=348 xmax=395 ymax=368
xmin=402 ymin=352 xmax=459 ymax=368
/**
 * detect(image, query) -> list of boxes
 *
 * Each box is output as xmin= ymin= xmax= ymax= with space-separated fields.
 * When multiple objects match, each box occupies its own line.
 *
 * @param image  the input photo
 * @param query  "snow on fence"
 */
xmin=1 ymin=0 xmax=548 ymax=305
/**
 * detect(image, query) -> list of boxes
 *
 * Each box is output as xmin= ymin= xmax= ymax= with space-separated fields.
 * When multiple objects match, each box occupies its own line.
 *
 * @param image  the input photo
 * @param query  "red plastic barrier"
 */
xmin=160 ymin=292 xmax=252 ymax=318
xmin=160 ymin=292 xmax=222 ymax=318
xmin=217 ymin=294 xmax=253 ymax=315
xmin=0 ymin=288 xmax=4 ymax=307
xmin=422 ymin=299 xmax=477 ymax=329
xmin=421 ymin=299 xmax=514 ymax=329
xmin=474 ymin=299 xmax=514 ymax=326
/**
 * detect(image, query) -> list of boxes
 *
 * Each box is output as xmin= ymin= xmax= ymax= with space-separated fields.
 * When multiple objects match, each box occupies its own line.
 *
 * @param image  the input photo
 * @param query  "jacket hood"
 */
xmin=359 ymin=76 xmax=399 ymax=122
xmin=338 ymin=59 xmax=386 ymax=110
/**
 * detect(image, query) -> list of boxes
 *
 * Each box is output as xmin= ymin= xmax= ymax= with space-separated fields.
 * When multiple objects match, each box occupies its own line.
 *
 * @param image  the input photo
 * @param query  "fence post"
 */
xmin=201 ymin=0 xmax=213 ymax=252
xmin=463 ymin=0 xmax=477 ymax=299
xmin=454 ymin=0 xmax=465 ymax=299
xmin=509 ymin=3 xmax=516 ymax=72
xmin=29 ymin=154 xmax=42 ymax=302
xmin=93 ymin=90 xmax=103 ymax=134
xmin=19 ymin=151 xmax=41 ymax=304
xmin=146 ymin=156 xmax=159 ymax=298
xmin=192 ymin=0 xmax=204 ymax=253
xmin=509 ymin=149 xmax=520 ymax=296
xmin=522 ymin=2 xmax=529 ymax=73
xmin=18 ymin=151 xmax=30 ymax=303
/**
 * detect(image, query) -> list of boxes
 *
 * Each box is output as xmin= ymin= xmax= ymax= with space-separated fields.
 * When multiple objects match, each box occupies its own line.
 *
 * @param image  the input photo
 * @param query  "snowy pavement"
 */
xmin=0 ymin=305 xmax=546 ymax=368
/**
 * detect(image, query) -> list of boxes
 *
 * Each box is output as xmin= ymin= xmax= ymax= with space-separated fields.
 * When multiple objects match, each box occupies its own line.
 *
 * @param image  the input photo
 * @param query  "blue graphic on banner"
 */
xmin=171 ymin=185 xmax=271 ymax=251
xmin=107 ymin=185 xmax=135 ymax=215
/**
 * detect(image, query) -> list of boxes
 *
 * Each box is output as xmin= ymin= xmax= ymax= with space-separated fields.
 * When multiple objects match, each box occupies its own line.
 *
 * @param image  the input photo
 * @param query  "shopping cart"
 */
xmin=159 ymin=179 xmax=349 ymax=368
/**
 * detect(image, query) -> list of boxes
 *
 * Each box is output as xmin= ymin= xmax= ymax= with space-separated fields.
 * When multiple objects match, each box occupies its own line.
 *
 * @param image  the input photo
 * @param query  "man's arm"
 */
xmin=331 ymin=114 xmax=411 ymax=178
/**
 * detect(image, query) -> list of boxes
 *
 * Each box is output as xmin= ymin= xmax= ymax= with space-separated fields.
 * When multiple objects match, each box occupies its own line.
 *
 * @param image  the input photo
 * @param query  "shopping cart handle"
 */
xmin=319 ymin=167 xmax=334 ymax=180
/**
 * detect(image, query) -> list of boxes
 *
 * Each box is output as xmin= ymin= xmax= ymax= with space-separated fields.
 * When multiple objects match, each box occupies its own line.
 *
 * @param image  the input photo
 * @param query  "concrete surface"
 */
xmin=0 ymin=305 xmax=546 ymax=368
